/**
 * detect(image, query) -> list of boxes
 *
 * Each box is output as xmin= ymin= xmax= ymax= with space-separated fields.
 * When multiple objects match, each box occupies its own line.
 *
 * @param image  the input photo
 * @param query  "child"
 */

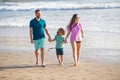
xmin=65 ymin=14 xmax=84 ymax=66
xmin=51 ymin=28 xmax=65 ymax=65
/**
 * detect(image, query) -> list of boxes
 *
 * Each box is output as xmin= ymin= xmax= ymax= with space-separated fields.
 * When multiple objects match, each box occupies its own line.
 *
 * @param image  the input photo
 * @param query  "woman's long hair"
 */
xmin=67 ymin=14 xmax=78 ymax=31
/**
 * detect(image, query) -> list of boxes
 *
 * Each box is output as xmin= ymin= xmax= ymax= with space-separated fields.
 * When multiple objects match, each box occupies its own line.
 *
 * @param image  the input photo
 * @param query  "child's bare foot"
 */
xmin=77 ymin=61 xmax=80 ymax=64
xmin=60 ymin=62 xmax=64 ymax=66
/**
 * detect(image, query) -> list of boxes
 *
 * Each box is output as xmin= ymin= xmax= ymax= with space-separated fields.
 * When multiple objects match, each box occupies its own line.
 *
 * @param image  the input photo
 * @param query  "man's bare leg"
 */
xmin=40 ymin=48 xmax=45 ymax=67
xmin=35 ymin=49 xmax=39 ymax=65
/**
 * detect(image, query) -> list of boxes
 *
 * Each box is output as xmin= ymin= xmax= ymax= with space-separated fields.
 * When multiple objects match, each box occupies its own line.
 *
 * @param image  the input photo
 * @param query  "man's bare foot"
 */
xmin=36 ymin=61 xmax=39 ymax=65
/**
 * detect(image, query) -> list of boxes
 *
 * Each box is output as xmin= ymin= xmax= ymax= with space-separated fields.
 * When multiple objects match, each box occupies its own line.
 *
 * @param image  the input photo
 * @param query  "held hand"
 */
xmin=31 ymin=39 xmax=34 ymax=44
xmin=48 ymin=38 xmax=51 ymax=42
xmin=64 ymin=39 xmax=67 ymax=43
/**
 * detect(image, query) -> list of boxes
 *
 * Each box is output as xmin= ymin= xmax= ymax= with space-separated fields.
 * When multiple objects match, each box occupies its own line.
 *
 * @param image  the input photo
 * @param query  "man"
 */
xmin=29 ymin=9 xmax=51 ymax=67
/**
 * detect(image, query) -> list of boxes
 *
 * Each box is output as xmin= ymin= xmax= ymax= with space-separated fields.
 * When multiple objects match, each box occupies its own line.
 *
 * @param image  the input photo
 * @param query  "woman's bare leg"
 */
xmin=71 ymin=42 xmax=77 ymax=66
xmin=76 ymin=42 xmax=81 ymax=64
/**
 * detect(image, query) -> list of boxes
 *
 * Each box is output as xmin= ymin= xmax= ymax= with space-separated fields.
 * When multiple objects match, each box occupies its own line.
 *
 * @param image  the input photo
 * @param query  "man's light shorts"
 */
xmin=34 ymin=38 xmax=45 ymax=50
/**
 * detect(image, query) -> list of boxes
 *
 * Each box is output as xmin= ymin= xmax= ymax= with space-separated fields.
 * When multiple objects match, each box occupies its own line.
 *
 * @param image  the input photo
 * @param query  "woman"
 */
xmin=65 ymin=14 xmax=84 ymax=66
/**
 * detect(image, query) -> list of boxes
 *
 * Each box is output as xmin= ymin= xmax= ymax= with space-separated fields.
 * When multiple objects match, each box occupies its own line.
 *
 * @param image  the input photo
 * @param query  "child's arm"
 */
xmin=63 ymin=37 xmax=65 ymax=43
xmin=50 ymin=35 xmax=57 ymax=42
xmin=64 ymin=32 xmax=70 ymax=43
xmin=51 ymin=38 xmax=56 ymax=42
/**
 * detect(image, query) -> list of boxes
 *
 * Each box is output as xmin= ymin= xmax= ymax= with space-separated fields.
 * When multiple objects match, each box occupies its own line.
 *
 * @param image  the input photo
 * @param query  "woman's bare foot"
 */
xmin=41 ymin=65 xmax=46 ymax=67
xmin=73 ymin=63 xmax=78 ymax=66
xmin=41 ymin=63 xmax=46 ymax=67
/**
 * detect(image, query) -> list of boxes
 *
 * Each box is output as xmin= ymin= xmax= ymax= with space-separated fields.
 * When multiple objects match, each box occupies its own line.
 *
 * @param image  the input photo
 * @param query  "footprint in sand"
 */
xmin=37 ymin=78 xmax=42 ymax=79
xmin=49 ymin=48 xmax=54 ymax=49
xmin=7 ymin=52 xmax=11 ymax=54
xmin=2 ymin=59 xmax=6 ymax=60
xmin=1 ymin=76 xmax=7 ymax=78
xmin=48 ymin=47 xmax=54 ymax=51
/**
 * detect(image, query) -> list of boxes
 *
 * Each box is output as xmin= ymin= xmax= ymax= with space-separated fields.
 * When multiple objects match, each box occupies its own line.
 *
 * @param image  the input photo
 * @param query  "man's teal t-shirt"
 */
xmin=30 ymin=18 xmax=46 ymax=40
xmin=55 ymin=35 xmax=64 ymax=48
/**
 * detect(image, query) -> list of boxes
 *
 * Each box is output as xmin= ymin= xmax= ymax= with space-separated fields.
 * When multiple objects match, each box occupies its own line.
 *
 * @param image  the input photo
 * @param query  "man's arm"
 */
xmin=30 ymin=28 xmax=34 ymax=43
xmin=45 ymin=27 xmax=51 ymax=42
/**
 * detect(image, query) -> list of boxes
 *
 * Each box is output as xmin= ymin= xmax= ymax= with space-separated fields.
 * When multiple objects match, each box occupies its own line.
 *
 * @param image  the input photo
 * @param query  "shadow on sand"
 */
xmin=0 ymin=63 xmax=75 ymax=70
xmin=0 ymin=64 xmax=44 ymax=70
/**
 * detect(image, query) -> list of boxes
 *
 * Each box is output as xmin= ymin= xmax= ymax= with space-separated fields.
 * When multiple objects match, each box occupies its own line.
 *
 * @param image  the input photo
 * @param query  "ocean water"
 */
xmin=0 ymin=0 xmax=120 ymax=33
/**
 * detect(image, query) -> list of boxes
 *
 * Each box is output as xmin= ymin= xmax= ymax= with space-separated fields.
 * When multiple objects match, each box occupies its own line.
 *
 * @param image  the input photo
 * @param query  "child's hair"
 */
xmin=57 ymin=28 xmax=65 ymax=35
xmin=67 ymin=14 xmax=78 ymax=31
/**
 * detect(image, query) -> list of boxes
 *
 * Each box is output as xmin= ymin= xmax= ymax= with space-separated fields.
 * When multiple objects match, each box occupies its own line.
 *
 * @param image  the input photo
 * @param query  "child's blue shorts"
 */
xmin=56 ymin=48 xmax=63 ymax=55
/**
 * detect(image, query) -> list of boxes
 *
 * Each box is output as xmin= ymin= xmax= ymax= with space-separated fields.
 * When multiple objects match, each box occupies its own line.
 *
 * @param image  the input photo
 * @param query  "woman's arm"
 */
xmin=81 ymin=28 xmax=84 ymax=38
xmin=64 ymin=32 xmax=70 ymax=43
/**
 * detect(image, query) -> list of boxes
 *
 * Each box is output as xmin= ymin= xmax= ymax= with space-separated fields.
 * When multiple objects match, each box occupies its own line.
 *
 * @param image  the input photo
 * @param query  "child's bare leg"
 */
xmin=57 ymin=55 xmax=61 ymax=64
xmin=35 ymin=49 xmax=39 ymax=65
xmin=60 ymin=55 xmax=63 ymax=65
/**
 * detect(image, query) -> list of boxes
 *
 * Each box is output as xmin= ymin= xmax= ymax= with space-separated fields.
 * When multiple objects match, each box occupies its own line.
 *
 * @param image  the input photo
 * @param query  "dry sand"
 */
xmin=0 ymin=49 xmax=120 ymax=80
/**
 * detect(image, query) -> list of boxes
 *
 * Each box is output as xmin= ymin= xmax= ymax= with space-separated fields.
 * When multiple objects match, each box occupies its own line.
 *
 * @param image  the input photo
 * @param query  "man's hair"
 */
xmin=35 ymin=9 xmax=40 ymax=14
